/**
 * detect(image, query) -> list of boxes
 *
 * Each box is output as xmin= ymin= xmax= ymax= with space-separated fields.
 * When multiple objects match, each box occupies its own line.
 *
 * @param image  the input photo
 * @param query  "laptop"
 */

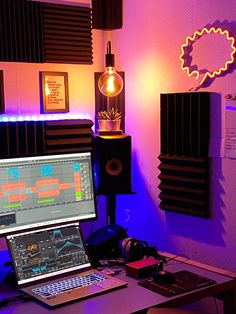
xmin=6 ymin=222 xmax=127 ymax=307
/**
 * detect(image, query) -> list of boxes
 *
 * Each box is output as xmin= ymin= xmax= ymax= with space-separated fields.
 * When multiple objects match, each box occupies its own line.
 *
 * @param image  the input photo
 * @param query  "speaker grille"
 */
xmin=158 ymin=92 xmax=210 ymax=218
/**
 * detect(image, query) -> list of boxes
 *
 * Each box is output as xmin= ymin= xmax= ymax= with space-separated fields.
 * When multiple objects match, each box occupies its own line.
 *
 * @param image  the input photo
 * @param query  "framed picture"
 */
xmin=40 ymin=71 xmax=69 ymax=113
xmin=0 ymin=70 xmax=5 ymax=114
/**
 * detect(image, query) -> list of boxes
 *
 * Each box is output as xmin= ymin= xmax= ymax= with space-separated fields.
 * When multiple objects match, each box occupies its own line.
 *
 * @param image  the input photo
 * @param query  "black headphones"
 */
xmin=119 ymin=237 xmax=166 ymax=263
xmin=86 ymin=224 xmax=166 ymax=265
xmin=119 ymin=237 xmax=150 ymax=261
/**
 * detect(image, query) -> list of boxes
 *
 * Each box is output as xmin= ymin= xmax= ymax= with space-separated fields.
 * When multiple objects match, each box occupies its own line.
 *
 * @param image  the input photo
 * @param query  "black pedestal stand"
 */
xmin=106 ymin=194 xmax=116 ymax=224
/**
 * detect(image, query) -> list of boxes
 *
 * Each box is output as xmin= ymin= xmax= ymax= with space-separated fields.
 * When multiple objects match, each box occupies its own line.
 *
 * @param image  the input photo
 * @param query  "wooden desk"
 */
xmin=1 ymin=252 xmax=236 ymax=314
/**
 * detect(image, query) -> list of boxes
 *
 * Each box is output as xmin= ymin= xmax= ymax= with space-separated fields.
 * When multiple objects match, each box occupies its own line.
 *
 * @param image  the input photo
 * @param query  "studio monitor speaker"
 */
xmin=93 ymin=135 xmax=132 ymax=195
xmin=92 ymin=0 xmax=123 ymax=30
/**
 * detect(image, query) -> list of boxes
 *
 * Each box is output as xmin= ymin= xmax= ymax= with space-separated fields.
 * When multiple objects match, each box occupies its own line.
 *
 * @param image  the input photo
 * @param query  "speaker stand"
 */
xmin=106 ymin=194 xmax=116 ymax=224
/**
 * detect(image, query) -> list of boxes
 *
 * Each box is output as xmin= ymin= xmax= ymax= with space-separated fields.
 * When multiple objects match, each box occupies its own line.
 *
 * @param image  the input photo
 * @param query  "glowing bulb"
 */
xmin=98 ymin=67 xmax=123 ymax=97
xmin=98 ymin=41 xmax=124 ymax=97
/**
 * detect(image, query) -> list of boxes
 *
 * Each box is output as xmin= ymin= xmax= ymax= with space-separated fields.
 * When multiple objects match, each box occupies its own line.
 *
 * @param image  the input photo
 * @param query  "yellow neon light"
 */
xmin=180 ymin=27 xmax=236 ymax=85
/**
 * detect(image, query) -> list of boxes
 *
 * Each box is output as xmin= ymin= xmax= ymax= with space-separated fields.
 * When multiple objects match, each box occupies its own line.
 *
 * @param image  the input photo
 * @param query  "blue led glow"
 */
xmin=0 ymin=113 xmax=93 ymax=122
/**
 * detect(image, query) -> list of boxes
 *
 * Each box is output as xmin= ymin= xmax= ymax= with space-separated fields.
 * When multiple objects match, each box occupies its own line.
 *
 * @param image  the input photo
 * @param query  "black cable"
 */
xmin=164 ymin=253 xmax=189 ymax=263
xmin=89 ymin=220 xmax=94 ymax=237
xmin=147 ymin=247 xmax=168 ymax=264
xmin=0 ymin=294 xmax=32 ymax=307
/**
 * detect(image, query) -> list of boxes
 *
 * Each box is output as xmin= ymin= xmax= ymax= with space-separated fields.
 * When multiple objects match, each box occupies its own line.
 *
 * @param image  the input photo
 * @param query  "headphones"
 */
xmin=119 ymin=237 xmax=150 ymax=261
xmin=86 ymin=224 xmax=165 ymax=265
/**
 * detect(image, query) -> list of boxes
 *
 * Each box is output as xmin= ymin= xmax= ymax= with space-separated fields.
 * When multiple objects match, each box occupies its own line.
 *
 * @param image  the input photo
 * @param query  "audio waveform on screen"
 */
xmin=56 ymin=240 xmax=83 ymax=255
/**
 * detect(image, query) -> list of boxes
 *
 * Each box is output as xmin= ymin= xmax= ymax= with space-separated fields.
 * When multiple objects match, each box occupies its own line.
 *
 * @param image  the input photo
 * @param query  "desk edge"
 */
xmin=160 ymin=251 xmax=236 ymax=279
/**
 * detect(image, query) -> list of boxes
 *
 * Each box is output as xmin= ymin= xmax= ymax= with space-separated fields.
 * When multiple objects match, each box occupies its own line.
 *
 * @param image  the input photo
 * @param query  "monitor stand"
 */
xmin=106 ymin=194 xmax=116 ymax=224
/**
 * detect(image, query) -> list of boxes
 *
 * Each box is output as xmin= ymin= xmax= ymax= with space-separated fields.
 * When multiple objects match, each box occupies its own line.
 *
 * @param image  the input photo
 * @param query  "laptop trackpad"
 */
xmin=96 ymin=279 xmax=123 ymax=289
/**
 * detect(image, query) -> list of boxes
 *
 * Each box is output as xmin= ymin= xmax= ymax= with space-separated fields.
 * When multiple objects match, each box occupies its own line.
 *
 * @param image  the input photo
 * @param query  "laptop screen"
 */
xmin=7 ymin=223 xmax=91 ymax=285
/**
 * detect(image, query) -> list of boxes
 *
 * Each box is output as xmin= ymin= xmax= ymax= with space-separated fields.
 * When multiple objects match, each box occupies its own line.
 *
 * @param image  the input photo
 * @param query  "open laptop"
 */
xmin=6 ymin=222 xmax=127 ymax=307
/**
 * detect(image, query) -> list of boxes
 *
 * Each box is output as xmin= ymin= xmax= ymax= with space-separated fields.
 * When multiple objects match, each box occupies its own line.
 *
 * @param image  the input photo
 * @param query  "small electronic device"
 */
xmin=125 ymin=258 xmax=163 ymax=278
xmin=152 ymin=270 xmax=176 ymax=284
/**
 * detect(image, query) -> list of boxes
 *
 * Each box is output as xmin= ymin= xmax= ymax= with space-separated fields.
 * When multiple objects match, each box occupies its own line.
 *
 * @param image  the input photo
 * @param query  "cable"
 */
xmin=146 ymin=247 xmax=168 ymax=264
xmin=89 ymin=220 xmax=94 ymax=237
xmin=0 ymin=294 xmax=32 ymax=307
xmin=164 ymin=253 xmax=189 ymax=263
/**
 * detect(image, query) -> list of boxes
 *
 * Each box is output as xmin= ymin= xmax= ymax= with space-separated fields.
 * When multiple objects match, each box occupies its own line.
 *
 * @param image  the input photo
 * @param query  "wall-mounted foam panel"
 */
xmin=0 ymin=0 xmax=92 ymax=64
xmin=42 ymin=3 xmax=93 ymax=64
xmin=92 ymin=0 xmax=123 ymax=30
xmin=0 ymin=0 xmax=43 ymax=63
xmin=44 ymin=119 xmax=93 ymax=154
xmin=158 ymin=92 xmax=210 ymax=218
xmin=0 ymin=119 xmax=93 ymax=159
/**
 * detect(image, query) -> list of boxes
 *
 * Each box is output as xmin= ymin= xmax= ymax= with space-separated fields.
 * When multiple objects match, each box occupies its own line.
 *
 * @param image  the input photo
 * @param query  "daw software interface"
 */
xmin=7 ymin=223 xmax=90 ymax=285
xmin=0 ymin=152 xmax=97 ymax=235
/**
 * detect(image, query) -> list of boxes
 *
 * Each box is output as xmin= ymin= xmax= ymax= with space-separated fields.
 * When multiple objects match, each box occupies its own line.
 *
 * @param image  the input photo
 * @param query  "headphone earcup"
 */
xmin=129 ymin=239 xmax=144 ymax=261
xmin=120 ymin=237 xmax=146 ymax=261
xmin=120 ymin=237 xmax=133 ymax=260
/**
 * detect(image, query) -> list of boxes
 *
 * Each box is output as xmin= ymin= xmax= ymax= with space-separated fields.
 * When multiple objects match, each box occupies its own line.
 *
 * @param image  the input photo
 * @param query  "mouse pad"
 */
xmin=138 ymin=270 xmax=217 ymax=297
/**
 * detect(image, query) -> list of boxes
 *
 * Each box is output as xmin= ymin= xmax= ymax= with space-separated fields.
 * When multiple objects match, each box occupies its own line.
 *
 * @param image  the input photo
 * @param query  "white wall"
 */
xmin=113 ymin=0 xmax=236 ymax=273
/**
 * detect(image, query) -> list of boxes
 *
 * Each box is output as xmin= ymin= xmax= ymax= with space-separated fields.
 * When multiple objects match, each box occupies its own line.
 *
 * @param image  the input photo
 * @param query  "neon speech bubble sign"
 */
xmin=180 ymin=27 xmax=236 ymax=86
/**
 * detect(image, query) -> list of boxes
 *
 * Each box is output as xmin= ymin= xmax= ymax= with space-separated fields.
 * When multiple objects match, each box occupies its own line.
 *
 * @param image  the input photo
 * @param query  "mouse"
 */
xmin=152 ymin=270 xmax=176 ymax=285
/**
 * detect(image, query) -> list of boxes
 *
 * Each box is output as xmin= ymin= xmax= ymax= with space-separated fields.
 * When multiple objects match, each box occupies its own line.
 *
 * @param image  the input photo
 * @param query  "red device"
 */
xmin=125 ymin=258 xmax=163 ymax=278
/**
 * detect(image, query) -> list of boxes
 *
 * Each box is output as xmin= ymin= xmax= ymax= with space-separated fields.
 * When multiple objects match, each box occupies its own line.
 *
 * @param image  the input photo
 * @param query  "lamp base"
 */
xmin=98 ymin=129 xmax=123 ymax=135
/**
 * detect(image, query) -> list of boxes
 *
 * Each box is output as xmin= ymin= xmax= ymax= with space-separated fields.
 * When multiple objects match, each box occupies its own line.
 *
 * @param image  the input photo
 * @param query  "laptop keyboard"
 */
xmin=32 ymin=272 xmax=107 ymax=298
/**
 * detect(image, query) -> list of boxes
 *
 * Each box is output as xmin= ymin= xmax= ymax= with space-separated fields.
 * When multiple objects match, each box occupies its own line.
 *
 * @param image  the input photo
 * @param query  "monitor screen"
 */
xmin=0 ymin=152 xmax=97 ymax=235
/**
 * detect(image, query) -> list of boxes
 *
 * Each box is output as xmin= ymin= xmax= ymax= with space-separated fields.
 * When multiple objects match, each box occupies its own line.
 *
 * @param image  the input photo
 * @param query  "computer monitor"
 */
xmin=0 ymin=152 xmax=97 ymax=235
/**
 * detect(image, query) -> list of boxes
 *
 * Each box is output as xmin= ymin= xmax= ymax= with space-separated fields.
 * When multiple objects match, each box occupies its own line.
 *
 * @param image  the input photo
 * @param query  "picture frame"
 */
xmin=40 ymin=71 xmax=69 ymax=113
xmin=0 ymin=70 xmax=5 ymax=114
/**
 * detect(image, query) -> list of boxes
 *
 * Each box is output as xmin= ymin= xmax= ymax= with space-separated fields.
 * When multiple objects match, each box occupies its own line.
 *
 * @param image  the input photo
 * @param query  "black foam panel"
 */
xmin=158 ymin=92 xmax=210 ymax=218
xmin=92 ymin=0 xmax=123 ymax=30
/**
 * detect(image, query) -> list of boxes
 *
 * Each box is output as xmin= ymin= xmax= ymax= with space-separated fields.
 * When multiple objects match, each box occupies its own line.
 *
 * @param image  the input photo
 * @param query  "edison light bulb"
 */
xmin=98 ymin=66 xmax=123 ymax=97
xmin=98 ymin=41 xmax=124 ymax=97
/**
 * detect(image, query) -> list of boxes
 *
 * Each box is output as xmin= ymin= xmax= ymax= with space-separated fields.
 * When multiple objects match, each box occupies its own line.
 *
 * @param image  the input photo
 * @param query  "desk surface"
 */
xmin=1 ymin=252 xmax=236 ymax=314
